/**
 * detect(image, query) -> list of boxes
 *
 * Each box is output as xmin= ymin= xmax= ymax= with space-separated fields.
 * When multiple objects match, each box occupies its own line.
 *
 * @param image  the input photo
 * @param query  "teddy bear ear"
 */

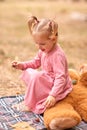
xmin=80 ymin=72 xmax=87 ymax=86
xmin=68 ymin=69 xmax=79 ymax=85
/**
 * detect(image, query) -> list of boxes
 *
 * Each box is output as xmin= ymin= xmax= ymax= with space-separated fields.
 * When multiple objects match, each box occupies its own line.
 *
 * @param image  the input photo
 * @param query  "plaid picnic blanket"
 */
xmin=0 ymin=95 xmax=47 ymax=130
xmin=0 ymin=95 xmax=87 ymax=130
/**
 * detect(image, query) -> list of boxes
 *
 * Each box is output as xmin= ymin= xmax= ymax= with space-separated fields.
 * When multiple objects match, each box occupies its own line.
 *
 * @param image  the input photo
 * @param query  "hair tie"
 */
xmin=32 ymin=16 xmax=39 ymax=23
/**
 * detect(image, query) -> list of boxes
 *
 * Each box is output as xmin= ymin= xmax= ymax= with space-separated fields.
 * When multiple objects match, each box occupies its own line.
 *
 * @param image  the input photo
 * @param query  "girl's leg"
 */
xmin=21 ymin=69 xmax=54 ymax=113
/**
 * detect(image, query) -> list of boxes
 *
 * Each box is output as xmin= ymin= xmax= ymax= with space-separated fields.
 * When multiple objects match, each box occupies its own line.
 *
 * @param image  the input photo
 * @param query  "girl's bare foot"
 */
xmin=12 ymin=101 xmax=30 ymax=112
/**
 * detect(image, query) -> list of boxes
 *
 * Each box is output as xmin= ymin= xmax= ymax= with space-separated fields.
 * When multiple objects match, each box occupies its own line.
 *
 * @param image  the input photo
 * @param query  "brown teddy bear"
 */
xmin=43 ymin=68 xmax=87 ymax=130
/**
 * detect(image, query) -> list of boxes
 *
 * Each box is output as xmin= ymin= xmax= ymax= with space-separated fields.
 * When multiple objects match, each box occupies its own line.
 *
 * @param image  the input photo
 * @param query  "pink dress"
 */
xmin=21 ymin=44 xmax=72 ymax=114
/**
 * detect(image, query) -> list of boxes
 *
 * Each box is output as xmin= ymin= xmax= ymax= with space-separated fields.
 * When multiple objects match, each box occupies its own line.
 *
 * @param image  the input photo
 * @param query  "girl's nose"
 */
xmin=38 ymin=45 xmax=42 ymax=49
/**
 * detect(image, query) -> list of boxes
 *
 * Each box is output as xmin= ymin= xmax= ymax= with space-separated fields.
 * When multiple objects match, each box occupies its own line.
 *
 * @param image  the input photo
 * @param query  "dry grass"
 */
xmin=0 ymin=0 xmax=87 ymax=96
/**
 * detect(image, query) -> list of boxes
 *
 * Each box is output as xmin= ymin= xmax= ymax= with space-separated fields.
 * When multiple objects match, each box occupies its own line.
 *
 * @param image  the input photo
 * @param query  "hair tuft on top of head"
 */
xmin=27 ymin=16 xmax=58 ymax=39
xmin=27 ymin=16 xmax=39 ymax=34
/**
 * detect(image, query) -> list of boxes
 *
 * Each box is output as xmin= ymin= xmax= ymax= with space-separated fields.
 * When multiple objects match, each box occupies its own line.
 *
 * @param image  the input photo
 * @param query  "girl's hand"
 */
xmin=43 ymin=95 xmax=56 ymax=109
xmin=12 ymin=61 xmax=24 ymax=70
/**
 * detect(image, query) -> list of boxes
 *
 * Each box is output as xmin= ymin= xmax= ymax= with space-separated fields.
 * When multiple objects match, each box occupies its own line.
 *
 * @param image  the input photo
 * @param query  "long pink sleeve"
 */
xmin=22 ymin=50 xmax=42 ymax=70
xmin=48 ymin=47 xmax=72 ymax=101
xmin=49 ymin=55 xmax=67 ymax=96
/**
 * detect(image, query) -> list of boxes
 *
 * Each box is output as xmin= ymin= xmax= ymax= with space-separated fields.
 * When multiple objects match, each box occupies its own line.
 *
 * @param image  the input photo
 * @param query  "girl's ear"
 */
xmin=49 ymin=33 xmax=58 ymax=41
xmin=50 ymin=36 xmax=56 ymax=41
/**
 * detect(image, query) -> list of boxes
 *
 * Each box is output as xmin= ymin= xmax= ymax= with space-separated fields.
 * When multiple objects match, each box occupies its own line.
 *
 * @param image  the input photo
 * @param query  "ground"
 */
xmin=0 ymin=0 xmax=87 ymax=96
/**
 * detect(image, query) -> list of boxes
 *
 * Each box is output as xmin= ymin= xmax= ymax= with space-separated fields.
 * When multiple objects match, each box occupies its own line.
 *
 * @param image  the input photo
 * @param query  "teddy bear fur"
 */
xmin=43 ymin=69 xmax=87 ymax=130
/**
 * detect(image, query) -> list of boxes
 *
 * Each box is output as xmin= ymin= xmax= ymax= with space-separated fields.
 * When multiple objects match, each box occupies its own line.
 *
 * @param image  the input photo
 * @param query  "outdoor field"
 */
xmin=0 ymin=0 xmax=87 ymax=96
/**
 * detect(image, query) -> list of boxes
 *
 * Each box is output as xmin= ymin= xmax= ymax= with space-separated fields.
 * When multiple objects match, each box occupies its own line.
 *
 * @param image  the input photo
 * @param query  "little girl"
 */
xmin=12 ymin=16 xmax=72 ymax=114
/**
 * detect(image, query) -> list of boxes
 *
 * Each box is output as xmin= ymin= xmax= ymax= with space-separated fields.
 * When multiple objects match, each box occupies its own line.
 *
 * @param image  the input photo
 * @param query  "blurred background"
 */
xmin=0 ymin=0 xmax=87 ymax=96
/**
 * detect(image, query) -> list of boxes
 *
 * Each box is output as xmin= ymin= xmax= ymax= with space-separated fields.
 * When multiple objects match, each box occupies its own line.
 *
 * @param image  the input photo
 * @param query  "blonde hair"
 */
xmin=28 ymin=16 xmax=58 ymax=39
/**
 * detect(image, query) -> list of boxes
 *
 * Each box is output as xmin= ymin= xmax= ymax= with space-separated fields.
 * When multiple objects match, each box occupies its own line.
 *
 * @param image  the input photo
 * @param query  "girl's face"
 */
xmin=33 ymin=31 xmax=56 ymax=53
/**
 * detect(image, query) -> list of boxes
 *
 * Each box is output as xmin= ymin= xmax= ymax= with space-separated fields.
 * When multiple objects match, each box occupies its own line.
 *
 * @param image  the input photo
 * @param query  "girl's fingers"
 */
xmin=12 ymin=62 xmax=18 ymax=68
xmin=44 ymin=100 xmax=54 ymax=108
xmin=12 ymin=63 xmax=16 ymax=67
xmin=43 ymin=100 xmax=49 ymax=108
xmin=43 ymin=96 xmax=56 ymax=108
